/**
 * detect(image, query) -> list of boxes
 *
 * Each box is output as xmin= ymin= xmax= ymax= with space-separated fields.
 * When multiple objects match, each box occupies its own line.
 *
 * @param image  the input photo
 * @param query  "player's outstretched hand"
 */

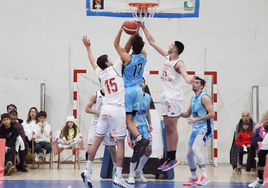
xmin=82 ymin=36 xmax=91 ymax=48
xmin=136 ymin=21 xmax=145 ymax=29
xmin=190 ymin=76 xmax=196 ymax=85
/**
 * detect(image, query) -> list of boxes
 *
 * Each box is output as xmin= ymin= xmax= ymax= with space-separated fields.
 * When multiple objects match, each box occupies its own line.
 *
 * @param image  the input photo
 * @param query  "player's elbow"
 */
xmin=210 ymin=112 xmax=215 ymax=118
xmin=114 ymin=40 xmax=120 ymax=48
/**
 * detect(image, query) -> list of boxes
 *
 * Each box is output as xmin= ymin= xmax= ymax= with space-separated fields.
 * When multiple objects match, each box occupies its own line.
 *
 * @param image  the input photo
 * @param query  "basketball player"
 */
xmin=139 ymin=21 xmax=195 ymax=171
xmin=85 ymin=88 xmax=117 ymax=180
xmin=127 ymin=78 xmax=153 ymax=184
xmin=114 ymin=24 xmax=150 ymax=163
xmin=248 ymin=110 xmax=268 ymax=188
xmin=180 ymin=77 xmax=214 ymax=186
xmin=81 ymin=36 xmax=129 ymax=188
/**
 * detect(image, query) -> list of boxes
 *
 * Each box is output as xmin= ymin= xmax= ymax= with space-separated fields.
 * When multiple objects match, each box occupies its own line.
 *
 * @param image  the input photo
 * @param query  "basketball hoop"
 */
xmin=128 ymin=2 xmax=158 ymax=30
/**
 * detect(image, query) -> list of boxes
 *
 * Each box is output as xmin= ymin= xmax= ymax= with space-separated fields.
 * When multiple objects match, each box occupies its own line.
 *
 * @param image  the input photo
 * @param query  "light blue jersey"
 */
xmin=123 ymin=53 xmax=147 ymax=87
xmin=134 ymin=93 xmax=151 ymax=126
xmin=188 ymin=91 xmax=214 ymax=146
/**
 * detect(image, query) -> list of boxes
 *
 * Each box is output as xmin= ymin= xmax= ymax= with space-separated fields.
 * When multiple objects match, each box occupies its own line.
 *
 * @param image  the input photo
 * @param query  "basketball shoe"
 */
xmin=161 ymin=159 xmax=179 ymax=171
xmin=248 ymin=177 xmax=265 ymax=188
xmin=183 ymin=177 xmax=198 ymax=186
xmin=135 ymin=171 xmax=147 ymax=182
xmin=197 ymin=175 xmax=210 ymax=186
xmin=112 ymin=168 xmax=116 ymax=180
xmin=157 ymin=160 xmax=168 ymax=170
xmin=113 ymin=176 xmax=130 ymax=187
xmin=81 ymin=170 xmax=92 ymax=188
xmin=127 ymin=174 xmax=135 ymax=184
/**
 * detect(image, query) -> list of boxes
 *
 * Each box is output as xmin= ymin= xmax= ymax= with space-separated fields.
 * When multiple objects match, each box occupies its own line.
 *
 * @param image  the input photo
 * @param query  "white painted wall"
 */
xmin=0 ymin=0 xmax=267 ymax=163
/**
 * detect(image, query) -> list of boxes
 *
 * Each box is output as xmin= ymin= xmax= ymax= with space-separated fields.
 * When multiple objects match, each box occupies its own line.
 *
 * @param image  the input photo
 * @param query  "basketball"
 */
xmin=123 ymin=20 xmax=138 ymax=35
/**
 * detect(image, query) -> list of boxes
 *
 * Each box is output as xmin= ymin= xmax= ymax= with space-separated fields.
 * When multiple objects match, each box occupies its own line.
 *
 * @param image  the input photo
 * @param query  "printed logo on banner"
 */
xmin=93 ymin=0 xmax=104 ymax=9
xmin=184 ymin=1 xmax=194 ymax=11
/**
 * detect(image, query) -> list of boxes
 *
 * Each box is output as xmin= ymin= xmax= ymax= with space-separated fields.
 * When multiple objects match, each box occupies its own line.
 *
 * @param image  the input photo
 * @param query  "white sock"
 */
xmin=191 ymin=169 xmax=197 ymax=179
xmin=136 ymin=155 xmax=149 ymax=172
xmin=86 ymin=160 xmax=93 ymax=173
xmin=113 ymin=162 xmax=117 ymax=169
xmin=129 ymin=162 xmax=137 ymax=175
xmin=200 ymin=167 xmax=207 ymax=177
xmin=116 ymin=167 xmax=123 ymax=178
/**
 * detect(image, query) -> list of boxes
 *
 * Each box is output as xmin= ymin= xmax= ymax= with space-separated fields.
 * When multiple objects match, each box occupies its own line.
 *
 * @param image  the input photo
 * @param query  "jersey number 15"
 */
xmin=105 ymin=78 xmax=118 ymax=94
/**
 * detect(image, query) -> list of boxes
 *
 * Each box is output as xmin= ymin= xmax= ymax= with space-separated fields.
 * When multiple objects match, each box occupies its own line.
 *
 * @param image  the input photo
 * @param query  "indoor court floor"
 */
xmin=1 ymin=162 xmax=264 ymax=188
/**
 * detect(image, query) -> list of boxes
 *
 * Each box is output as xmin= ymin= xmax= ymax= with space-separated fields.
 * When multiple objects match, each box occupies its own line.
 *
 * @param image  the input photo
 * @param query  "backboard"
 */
xmin=86 ymin=0 xmax=199 ymax=18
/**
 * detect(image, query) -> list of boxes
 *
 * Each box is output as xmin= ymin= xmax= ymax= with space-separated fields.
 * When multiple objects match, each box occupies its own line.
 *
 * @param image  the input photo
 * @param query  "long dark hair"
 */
xmin=26 ymin=107 xmax=39 ymax=124
xmin=61 ymin=121 xmax=79 ymax=140
xmin=240 ymin=120 xmax=253 ymax=132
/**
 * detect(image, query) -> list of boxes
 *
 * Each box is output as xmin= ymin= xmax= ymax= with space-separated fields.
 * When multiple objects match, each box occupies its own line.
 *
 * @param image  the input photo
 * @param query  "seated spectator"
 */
xmin=236 ymin=120 xmax=253 ymax=170
xmin=7 ymin=104 xmax=23 ymax=124
xmin=0 ymin=113 xmax=19 ymax=175
xmin=22 ymin=107 xmax=39 ymax=147
xmin=58 ymin=116 xmax=82 ymax=148
xmin=34 ymin=111 xmax=52 ymax=161
xmin=10 ymin=110 xmax=28 ymax=172
xmin=230 ymin=111 xmax=256 ymax=170
xmin=235 ymin=111 xmax=255 ymax=140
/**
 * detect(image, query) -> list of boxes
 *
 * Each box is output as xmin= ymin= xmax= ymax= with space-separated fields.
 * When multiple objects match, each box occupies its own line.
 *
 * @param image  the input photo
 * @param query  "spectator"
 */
xmin=9 ymin=110 xmax=28 ymax=172
xmin=248 ymin=110 xmax=268 ymax=188
xmin=235 ymin=120 xmax=253 ymax=170
xmin=7 ymin=104 xmax=23 ymax=124
xmin=0 ymin=113 xmax=18 ymax=175
xmin=235 ymin=111 xmax=255 ymax=140
xmin=252 ymin=116 xmax=268 ymax=149
xmin=230 ymin=111 xmax=255 ymax=170
xmin=34 ymin=111 xmax=52 ymax=162
xmin=57 ymin=116 xmax=82 ymax=148
xmin=22 ymin=107 xmax=39 ymax=147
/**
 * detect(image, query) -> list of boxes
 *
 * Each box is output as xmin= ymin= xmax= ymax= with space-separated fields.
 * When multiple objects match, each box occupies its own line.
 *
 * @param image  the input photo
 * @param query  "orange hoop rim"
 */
xmin=128 ymin=2 xmax=158 ymax=10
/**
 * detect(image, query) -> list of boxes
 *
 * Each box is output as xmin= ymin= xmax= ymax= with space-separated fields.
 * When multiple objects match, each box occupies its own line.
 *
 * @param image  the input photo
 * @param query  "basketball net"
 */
xmin=128 ymin=3 xmax=158 ymax=37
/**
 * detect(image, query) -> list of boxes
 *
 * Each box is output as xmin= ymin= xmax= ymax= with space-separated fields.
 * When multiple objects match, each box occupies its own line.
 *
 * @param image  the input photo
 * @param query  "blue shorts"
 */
xmin=138 ymin=125 xmax=152 ymax=146
xmin=129 ymin=125 xmax=152 ymax=146
xmin=125 ymin=86 xmax=143 ymax=114
xmin=188 ymin=127 xmax=213 ymax=147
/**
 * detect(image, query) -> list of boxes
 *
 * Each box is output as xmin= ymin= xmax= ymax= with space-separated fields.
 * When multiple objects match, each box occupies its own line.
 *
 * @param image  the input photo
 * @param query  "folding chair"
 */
xmin=57 ymin=146 xmax=80 ymax=169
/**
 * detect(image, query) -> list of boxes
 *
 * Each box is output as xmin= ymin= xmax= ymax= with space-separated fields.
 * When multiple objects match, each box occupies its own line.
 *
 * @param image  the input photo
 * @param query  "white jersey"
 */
xmin=160 ymin=55 xmax=183 ymax=100
xmin=95 ymin=58 xmax=125 ymax=106
xmin=92 ymin=90 xmax=105 ymax=122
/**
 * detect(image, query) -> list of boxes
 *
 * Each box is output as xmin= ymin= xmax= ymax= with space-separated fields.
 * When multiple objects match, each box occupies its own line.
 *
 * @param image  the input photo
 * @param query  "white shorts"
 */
xmin=160 ymin=94 xmax=182 ymax=117
xmin=96 ymin=105 xmax=127 ymax=139
xmin=88 ymin=120 xmax=116 ymax=146
xmin=261 ymin=133 xmax=268 ymax=150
